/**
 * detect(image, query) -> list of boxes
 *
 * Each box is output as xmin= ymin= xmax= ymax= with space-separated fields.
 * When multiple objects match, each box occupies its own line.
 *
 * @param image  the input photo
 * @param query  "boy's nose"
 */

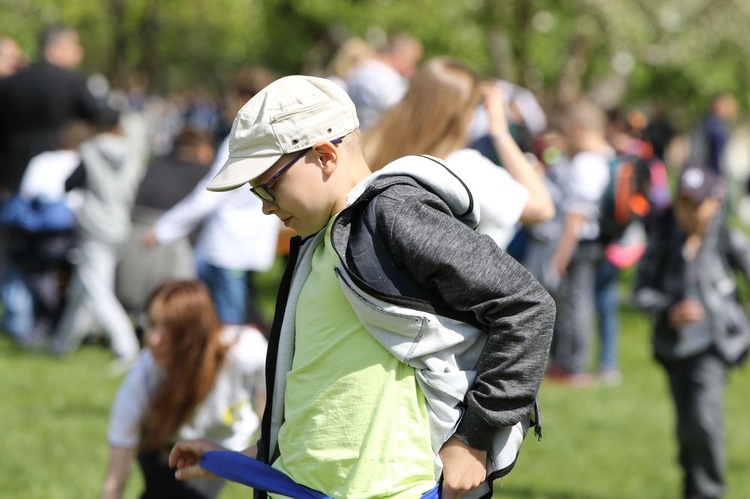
xmin=261 ymin=199 xmax=278 ymax=215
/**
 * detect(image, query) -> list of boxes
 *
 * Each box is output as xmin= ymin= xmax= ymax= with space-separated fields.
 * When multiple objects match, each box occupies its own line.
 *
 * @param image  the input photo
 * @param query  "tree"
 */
xmin=1 ymin=0 xmax=747 ymax=128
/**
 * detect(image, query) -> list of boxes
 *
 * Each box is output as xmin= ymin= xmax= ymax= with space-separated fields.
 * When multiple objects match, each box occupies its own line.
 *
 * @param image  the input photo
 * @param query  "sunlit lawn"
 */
xmin=1 ymin=260 xmax=749 ymax=498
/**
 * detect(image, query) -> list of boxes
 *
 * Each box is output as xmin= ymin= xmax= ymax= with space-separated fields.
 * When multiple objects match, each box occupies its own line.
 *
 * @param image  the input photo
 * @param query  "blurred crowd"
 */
xmin=1 ymin=24 xmax=749 ymax=499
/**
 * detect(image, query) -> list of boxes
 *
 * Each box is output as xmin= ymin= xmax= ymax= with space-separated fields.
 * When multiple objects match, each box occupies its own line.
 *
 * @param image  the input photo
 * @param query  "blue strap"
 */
xmin=199 ymin=450 xmax=441 ymax=498
xmin=200 ymin=451 xmax=330 ymax=498
xmin=420 ymin=482 xmax=442 ymax=499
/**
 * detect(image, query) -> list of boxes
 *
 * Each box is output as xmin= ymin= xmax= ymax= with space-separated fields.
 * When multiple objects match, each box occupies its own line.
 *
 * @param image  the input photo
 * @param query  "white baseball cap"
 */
xmin=206 ymin=75 xmax=359 ymax=192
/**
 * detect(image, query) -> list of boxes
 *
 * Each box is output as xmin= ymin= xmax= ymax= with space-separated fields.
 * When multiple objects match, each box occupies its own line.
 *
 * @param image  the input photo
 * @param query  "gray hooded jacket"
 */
xmin=76 ymin=113 xmax=149 ymax=244
xmin=257 ymin=155 xmax=555 ymax=498
xmin=634 ymin=207 xmax=750 ymax=365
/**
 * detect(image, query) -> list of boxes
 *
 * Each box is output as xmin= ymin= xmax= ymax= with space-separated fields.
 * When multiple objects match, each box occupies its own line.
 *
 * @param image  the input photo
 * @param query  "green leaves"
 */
xmin=2 ymin=0 xmax=747 ymax=124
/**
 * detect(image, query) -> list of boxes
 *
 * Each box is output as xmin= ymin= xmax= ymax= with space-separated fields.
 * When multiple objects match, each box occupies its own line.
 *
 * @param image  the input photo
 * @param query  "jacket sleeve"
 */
xmin=374 ymin=184 xmax=555 ymax=450
xmin=633 ymin=219 xmax=674 ymax=316
xmin=723 ymin=227 xmax=750 ymax=284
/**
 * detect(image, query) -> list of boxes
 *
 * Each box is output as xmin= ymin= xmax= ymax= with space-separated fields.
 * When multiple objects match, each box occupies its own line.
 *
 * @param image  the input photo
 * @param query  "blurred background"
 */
xmin=2 ymin=0 xmax=749 ymax=126
xmin=2 ymin=1 xmax=750 ymax=498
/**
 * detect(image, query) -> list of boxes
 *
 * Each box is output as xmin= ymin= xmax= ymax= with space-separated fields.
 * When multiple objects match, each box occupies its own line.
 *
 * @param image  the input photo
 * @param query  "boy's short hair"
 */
xmin=677 ymin=165 xmax=725 ymax=203
xmin=207 ymin=75 xmax=359 ymax=192
xmin=559 ymin=99 xmax=606 ymax=135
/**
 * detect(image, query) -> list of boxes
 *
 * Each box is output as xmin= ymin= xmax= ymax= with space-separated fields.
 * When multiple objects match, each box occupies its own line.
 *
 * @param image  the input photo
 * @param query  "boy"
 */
xmin=50 ymin=110 xmax=148 ymax=365
xmin=169 ymin=75 xmax=555 ymax=499
xmin=634 ymin=165 xmax=750 ymax=499
xmin=546 ymin=99 xmax=614 ymax=385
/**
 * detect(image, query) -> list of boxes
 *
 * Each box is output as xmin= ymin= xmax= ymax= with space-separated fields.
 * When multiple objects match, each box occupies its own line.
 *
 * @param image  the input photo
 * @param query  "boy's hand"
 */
xmin=168 ymin=439 xmax=225 ymax=480
xmin=668 ymin=298 xmax=705 ymax=327
xmin=439 ymin=436 xmax=487 ymax=499
xmin=141 ymin=228 xmax=158 ymax=249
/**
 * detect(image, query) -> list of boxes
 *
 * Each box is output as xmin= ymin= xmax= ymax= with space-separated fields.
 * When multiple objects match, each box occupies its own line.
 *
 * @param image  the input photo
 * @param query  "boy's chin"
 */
xmin=292 ymin=220 xmax=329 ymax=237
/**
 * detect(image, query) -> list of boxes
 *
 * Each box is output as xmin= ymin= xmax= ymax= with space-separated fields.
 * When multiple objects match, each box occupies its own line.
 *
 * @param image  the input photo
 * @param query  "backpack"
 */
xmin=0 ymin=194 xmax=76 ymax=234
xmin=599 ymin=150 xmax=653 ymax=246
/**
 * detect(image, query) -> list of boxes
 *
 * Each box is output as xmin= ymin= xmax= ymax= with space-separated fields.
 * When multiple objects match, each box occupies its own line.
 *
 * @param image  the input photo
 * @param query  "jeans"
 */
xmin=196 ymin=256 xmax=249 ymax=325
xmin=665 ymin=349 xmax=728 ymax=499
xmin=0 ymin=258 xmax=33 ymax=339
xmin=552 ymin=241 xmax=604 ymax=375
xmin=595 ymin=259 xmax=620 ymax=371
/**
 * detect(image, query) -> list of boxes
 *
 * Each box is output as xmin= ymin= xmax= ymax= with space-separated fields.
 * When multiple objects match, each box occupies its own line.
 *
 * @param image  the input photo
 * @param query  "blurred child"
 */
xmin=115 ymin=126 xmax=214 ymax=316
xmin=8 ymin=121 xmax=93 ymax=346
xmin=547 ymin=99 xmax=614 ymax=386
xmin=101 ymin=279 xmax=267 ymax=499
xmin=634 ymin=165 xmax=750 ymax=499
xmin=50 ymin=111 xmax=148 ymax=363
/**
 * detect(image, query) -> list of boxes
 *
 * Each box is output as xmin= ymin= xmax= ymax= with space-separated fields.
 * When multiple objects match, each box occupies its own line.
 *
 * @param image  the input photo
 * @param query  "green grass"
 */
xmin=1 ymin=261 xmax=749 ymax=498
xmin=499 ymin=305 xmax=750 ymax=499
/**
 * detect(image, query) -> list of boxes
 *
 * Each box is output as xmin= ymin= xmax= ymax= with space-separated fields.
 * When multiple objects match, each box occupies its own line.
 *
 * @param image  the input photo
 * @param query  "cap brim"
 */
xmin=206 ymin=153 xmax=281 ymax=192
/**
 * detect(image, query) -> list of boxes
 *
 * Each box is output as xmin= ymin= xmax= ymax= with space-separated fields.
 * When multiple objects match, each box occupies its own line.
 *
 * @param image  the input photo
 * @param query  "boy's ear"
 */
xmin=312 ymin=140 xmax=340 ymax=175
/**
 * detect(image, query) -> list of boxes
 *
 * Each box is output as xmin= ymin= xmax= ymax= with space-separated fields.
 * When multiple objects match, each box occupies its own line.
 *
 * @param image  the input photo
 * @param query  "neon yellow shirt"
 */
xmin=272 ymin=221 xmax=436 ymax=498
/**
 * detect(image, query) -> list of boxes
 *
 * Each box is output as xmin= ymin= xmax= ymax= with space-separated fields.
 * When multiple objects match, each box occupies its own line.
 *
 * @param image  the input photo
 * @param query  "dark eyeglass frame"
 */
xmin=249 ymin=137 xmax=343 ymax=203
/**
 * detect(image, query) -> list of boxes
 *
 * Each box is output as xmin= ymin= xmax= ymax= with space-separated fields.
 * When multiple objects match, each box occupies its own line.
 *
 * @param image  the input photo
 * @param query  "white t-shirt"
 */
xmin=445 ymin=148 xmax=528 ymax=249
xmin=107 ymin=325 xmax=267 ymax=451
xmin=561 ymin=150 xmax=611 ymax=241
xmin=19 ymin=149 xmax=84 ymax=212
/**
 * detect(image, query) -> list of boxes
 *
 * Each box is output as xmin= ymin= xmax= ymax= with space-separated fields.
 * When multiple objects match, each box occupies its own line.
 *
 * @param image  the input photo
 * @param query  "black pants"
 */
xmin=664 ymin=349 xmax=728 ymax=499
xmin=138 ymin=449 xmax=224 ymax=499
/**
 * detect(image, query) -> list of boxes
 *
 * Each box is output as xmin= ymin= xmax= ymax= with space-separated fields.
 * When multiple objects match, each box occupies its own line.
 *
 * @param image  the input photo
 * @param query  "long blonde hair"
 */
xmin=139 ymin=280 xmax=228 ymax=451
xmin=364 ymin=56 xmax=481 ymax=170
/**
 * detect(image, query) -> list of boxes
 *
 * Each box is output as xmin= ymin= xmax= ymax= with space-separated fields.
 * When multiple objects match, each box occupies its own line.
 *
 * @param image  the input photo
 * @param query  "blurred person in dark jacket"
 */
xmin=115 ymin=127 xmax=214 ymax=316
xmin=634 ymin=165 xmax=750 ymax=499
xmin=0 ymin=24 xmax=115 ymax=339
xmin=690 ymin=94 xmax=738 ymax=176
xmin=0 ymin=24 xmax=114 ymax=194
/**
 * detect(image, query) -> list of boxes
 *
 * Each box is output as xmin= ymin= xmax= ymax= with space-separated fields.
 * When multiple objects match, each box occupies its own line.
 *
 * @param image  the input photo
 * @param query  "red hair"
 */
xmin=139 ymin=280 xmax=228 ymax=450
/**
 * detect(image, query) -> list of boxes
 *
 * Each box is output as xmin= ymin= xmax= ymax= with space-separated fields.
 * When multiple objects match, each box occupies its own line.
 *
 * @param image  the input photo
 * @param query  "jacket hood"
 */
xmin=348 ymin=155 xmax=480 ymax=229
xmin=85 ymin=133 xmax=128 ymax=168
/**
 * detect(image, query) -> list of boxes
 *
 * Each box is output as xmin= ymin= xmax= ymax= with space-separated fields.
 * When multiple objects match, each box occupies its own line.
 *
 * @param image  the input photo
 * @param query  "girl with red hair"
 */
xmin=101 ymin=280 xmax=266 ymax=499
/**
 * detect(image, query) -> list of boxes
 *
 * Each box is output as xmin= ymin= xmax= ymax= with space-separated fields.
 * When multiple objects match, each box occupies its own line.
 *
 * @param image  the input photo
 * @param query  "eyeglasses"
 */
xmin=249 ymin=137 xmax=343 ymax=203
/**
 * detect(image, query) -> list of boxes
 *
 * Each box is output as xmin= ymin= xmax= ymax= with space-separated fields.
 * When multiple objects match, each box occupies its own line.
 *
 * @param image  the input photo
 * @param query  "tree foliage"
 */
xmin=1 ymin=0 xmax=747 ymax=127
